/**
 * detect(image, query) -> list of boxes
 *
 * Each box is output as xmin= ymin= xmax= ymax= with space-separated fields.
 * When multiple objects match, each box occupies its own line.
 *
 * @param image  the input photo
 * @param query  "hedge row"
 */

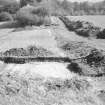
xmin=59 ymin=16 xmax=105 ymax=39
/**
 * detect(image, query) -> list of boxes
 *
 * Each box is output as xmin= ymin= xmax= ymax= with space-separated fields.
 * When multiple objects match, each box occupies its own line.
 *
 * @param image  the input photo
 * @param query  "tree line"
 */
xmin=49 ymin=0 xmax=105 ymax=16
xmin=0 ymin=0 xmax=105 ymax=16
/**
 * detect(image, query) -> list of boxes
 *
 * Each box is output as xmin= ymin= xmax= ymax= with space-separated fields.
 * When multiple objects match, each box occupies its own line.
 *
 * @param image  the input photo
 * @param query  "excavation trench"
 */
xmin=0 ymin=56 xmax=104 ymax=78
xmin=0 ymin=56 xmax=73 ymax=64
xmin=0 ymin=56 xmax=105 ymax=78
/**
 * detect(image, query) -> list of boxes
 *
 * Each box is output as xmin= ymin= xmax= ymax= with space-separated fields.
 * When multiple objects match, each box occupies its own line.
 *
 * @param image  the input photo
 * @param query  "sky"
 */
xmin=67 ymin=0 xmax=104 ymax=2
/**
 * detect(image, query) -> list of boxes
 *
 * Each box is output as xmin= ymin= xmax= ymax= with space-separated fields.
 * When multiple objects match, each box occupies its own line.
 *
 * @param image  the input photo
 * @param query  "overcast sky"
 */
xmin=67 ymin=0 xmax=104 ymax=2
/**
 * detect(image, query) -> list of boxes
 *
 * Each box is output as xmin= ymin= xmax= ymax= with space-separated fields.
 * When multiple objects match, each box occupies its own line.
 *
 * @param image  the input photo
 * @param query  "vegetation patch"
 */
xmin=67 ymin=62 xmax=83 ymax=75
xmin=44 ymin=77 xmax=91 ymax=92
xmin=1 ymin=45 xmax=54 ymax=57
xmin=83 ymin=49 xmax=105 ymax=67
xmin=59 ymin=16 xmax=105 ymax=39
xmin=16 ymin=5 xmax=50 ymax=26
xmin=97 ymin=29 xmax=105 ymax=39
xmin=0 ymin=12 xmax=13 ymax=22
xmin=0 ymin=70 xmax=96 ymax=105
xmin=60 ymin=41 xmax=93 ymax=58
xmin=57 ymin=37 xmax=105 ymax=76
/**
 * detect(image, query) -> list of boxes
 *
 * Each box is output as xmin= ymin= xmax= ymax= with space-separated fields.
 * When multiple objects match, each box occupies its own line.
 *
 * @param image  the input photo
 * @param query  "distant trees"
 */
xmin=53 ymin=0 xmax=105 ymax=16
xmin=0 ymin=0 xmax=51 ymax=25
xmin=0 ymin=0 xmax=105 ymax=22
xmin=16 ymin=5 xmax=50 ymax=26
xmin=20 ymin=0 xmax=35 ymax=7
xmin=0 ymin=4 xmax=20 ymax=14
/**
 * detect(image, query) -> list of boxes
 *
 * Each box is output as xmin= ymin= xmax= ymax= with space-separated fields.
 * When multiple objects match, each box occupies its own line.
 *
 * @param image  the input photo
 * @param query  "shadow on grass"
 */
xmin=0 ymin=21 xmax=35 ymax=32
xmin=0 ymin=21 xmax=20 ymax=29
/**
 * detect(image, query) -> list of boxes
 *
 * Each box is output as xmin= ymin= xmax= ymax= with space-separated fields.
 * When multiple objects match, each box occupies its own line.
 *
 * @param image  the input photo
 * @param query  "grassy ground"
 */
xmin=0 ymin=64 xmax=104 ymax=105
xmin=0 ymin=61 xmax=104 ymax=105
xmin=68 ymin=16 xmax=105 ymax=28
xmin=0 ymin=16 xmax=105 ymax=105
